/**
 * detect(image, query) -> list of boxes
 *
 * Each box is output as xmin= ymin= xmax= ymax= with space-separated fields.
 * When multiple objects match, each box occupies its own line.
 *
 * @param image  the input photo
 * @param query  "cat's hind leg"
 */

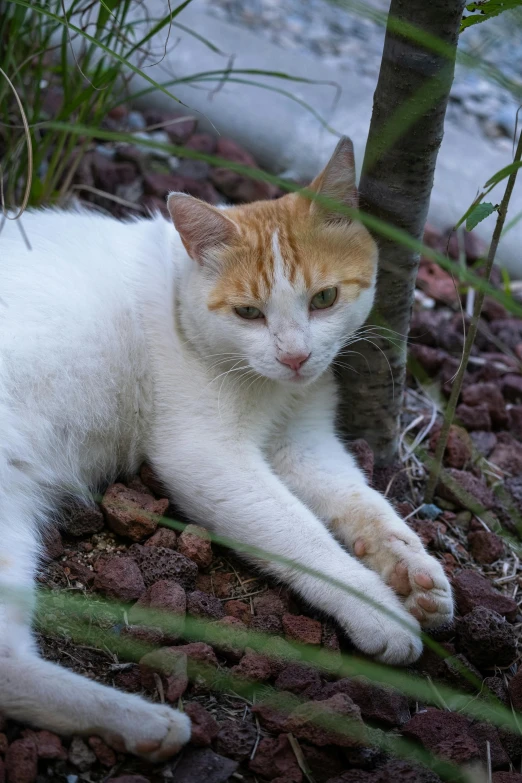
xmin=0 ymin=491 xmax=191 ymax=760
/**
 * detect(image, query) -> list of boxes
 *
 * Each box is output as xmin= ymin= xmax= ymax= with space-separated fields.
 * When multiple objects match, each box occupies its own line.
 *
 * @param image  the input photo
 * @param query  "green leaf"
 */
xmin=461 ymin=0 xmax=522 ymax=31
xmin=466 ymin=201 xmax=497 ymax=230
xmin=485 ymin=160 xmax=522 ymax=188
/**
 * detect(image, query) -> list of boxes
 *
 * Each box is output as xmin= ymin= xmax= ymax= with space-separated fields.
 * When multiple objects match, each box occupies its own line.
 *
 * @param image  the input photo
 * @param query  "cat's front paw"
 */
xmin=103 ymin=698 xmax=191 ymax=761
xmin=355 ymin=532 xmax=453 ymax=630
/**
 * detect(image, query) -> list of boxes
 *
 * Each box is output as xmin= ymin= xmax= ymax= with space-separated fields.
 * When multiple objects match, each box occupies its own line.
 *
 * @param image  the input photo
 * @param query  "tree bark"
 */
xmin=337 ymin=0 xmax=466 ymax=464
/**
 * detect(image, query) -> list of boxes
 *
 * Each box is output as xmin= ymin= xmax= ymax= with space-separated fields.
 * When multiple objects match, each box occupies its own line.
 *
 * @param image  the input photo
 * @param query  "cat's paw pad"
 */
xmin=105 ymin=702 xmax=191 ymax=761
xmin=387 ymin=552 xmax=453 ymax=630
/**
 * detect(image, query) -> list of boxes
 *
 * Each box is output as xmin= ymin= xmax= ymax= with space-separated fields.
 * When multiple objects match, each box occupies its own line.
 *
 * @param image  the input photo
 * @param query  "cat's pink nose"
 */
xmin=278 ymin=353 xmax=311 ymax=372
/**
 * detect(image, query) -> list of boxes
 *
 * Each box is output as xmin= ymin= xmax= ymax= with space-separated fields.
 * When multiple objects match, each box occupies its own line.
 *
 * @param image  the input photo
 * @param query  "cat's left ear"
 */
xmin=167 ymin=193 xmax=238 ymax=264
xmin=308 ymin=136 xmax=358 ymax=223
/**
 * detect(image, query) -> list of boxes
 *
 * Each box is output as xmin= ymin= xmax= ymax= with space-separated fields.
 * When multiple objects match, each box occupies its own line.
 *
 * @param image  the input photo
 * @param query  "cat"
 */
xmin=0 ymin=136 xmax=453 ymax=759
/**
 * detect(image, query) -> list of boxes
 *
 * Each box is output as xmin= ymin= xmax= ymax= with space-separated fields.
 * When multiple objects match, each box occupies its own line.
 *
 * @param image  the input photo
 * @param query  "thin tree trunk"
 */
xmin=337 ymin=0 xmax=466 ymax=464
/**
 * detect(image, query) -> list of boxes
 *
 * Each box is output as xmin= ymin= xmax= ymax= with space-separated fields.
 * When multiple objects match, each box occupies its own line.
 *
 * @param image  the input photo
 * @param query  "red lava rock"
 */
xmin=170 ymin=642 xmax=219 ymax=670
xmin=490 ymin=319 xmax=522 ymax=351
xmin=502 ymin=374 xmax=522 ymax=403
xmin=445 ymin=227 xmax=487 ymax=263
xmin=326 ymin=758 xmax=442 ymax=782
xmin=61 ymin=502 xmax=105 ymax=536
xmin=215 ymin=721 xmax=257 ymax=761
xmin=430 ymin=425 xmax=472 ymax=469
xmin=461 ymin=381 xmax=509 ymax=428
xmin=43 ymin=527 xmax=64 ymax=560
xmin=350 ymin=439 xmax=374 ymax=483
xmin=483 ymin=676 xmax=508 ymax=704
xmin=453 ymin=569 xmax=518 ymax=621
xmin=5 ymin=739 xmax=38 ymax=783
xmin=417 ymin=258 xmax=458 ymax=303
xmin=251 ymin=614 xmax=283 ymax=634
xmin=101 ymin=483 xmax=168 ymax=541
xmin=254 ymin=591 xmax=286 ymax=617
xmin=181 ymin=178 xmax=222 ymax=205
xmin=508 ymin=666 xmax=522 ymax=710
xmin=178 ymin=525 xmax=213 ymax=568
xmin=319 ymin=676 xmax=410 ymax=727
xmin=87 ymin=736 xmax=117 ymax=767
xmin=441 ymin=654 xmax=482 ymax=693
xmin=139 ymin=648 xmax=188 ymax=703
xmin=210 ymin=572 xmax=234 ymax=598
xmin=129 ymin=579 xmax=186 ymax=636
xmin=0 ymin=734 xmax=7 ymax=754
xmin=169 ymin=747 xmax=238 ymax=783
xmin=437 ymin=468 xmax=495 ymax=511
xmin=403 ymin=708 xmax=479 ymax=764
xmin=409 ymin=344 xmax=447 ymax=376
xmin=371 ymin=460 xmax=410 ymax=498
xmin=468 ymin=529 xmax=505 ymax=563
xmin=482 ymin=296 xmax=509 ymax=321
xmin=490 ymin=432 xmax=522 ymax=474
xmin=210 ymin=167 xmax=278 ymax=203
xmin=113 ymin=665 xmax=142 ymax=693
xmin=91 ymin=153 xmax=137 ymax=194
xmin=62 ymin=559 xmax=95 ymax=586
xmin=224 ymin=600 xmax=251 ymax=624
xmin=408 ymin=518 xmax=445 ymax=548
xmin=32 ymin=731 xmax=66 ymax=760
xmin=213 ymin=616 xmax=249 ymax=662
xmin=493 ymin=774 xmax=522 ymax=783
xmin=252 ymin=692 xmax=301 ymax=733
xmin=129 ymin=544 xmax=197 ymax=589
xmin=139 ymin=463 xmax=166 ymax=496
xmin=249 ymin=734 xmax=303 ymax=782
xmin=68 ymin=737 xmax=96 ymax=770
xmin=286 ymin=693 xmax=365 ymax=748
xmin=301 ymin=745 xmax=347 ymax=781
xmin=121 ymin=624 xmax=164 ymax=646
xmin=143 ymin=172 xmax=185 ymax=198
xmin=456 ymin=402 xmax=492 ymax=431
xmin=185 ymin=133 xmax=217 ymax=154
xmin=470 ymin=721 xmax=510 ymax=769
xmin=231 ymin=651 xmax=273 ymax=682
xmin=165 ymin=116 xmax=197 ymax=144
xmin=93 ymin=556 xmax=145 ymax=601
xmin=187 ymin=590 xmax=225 ymax=620
xmin=282 ymin=614 xmax=322 ymax=645
xmin=144 ymin=528 xmax=178 ymax=549
xmin=184 ymin=703 xmax=219 ymax=747
xmin=455 ymin=606 xmax=517 ymax=669
xmin=275 ymin=663 xmax=322 ymax=696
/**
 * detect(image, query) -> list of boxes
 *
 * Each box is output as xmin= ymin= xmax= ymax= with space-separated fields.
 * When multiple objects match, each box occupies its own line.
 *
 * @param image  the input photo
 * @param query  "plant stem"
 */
xmin=425 ymin=129 xmax=522 ymax=503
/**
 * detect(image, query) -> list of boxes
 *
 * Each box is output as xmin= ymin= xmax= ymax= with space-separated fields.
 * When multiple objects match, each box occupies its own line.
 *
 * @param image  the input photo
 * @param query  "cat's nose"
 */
xmin=278 ymin=352 xmax=311 ymax=372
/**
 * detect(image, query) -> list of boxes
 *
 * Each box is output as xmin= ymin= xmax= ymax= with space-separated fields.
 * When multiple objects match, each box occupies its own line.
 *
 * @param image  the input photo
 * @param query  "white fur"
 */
xmin=0 ymin=206 xmax=452 ymax=754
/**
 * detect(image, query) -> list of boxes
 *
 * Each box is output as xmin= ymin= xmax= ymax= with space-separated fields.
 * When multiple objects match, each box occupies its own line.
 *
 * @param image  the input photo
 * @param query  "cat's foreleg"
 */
xmin=0 ymin=495 xmax=190 ymax=759
xmin=268 ymin=399 xmax=453 ymax=630
xmin=152 ymin=444 xmax=423 ymax=665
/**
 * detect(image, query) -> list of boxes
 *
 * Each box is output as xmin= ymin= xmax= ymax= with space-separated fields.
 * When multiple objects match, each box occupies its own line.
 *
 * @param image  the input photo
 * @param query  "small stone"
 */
xmin=213 ymin=616 xmax=248 ymax=662
xmin=286 ymin=693 xmax=365 ymax=748
xmin=184 ymin=703 xmax=219 ymax=747
xmin=129 ymin=544 xmax=197 ymax=589
xmin=275 ymin=663 xmax=322 ymax=696
xmin=185 ymin=134 xmax=216 ymax=154
xmin=231 ymin=651 xmax=273 ymax=682
xmin=187 ymin=590 xmax=225 ymax=620
xmin=282 ymin=614 xmax=322 ymax=645
xmin=101 ymin=484 xmax=168 ymax=541
xmin=93 ymin=556 xmax=145 ymax=601
xmin=470 ymin=430 xmax=497 ymax=456
xmin=470 ymin=722 xmax=510 ymax=769
xmin=430 ymin=425 xmax=472 ymax=469
xmin=456 ymin=606 xmax=517 ymax=669
xmin=87 ymin=736 xmax=117 ymax=767
xmin=453 ymin=570 xmax=519 ymax=621
xmin=252 ymin=692 xmax=301 ymax=733
xmin=223 ymin=600 xmax=251 ymax=624
xmin=33 ymin=731 xmax=66 ymax=760
xmin=121 ymin=624 xmax=164 ymax=647
xmin=437 ymin=468 xmax=495 ymax=512
xmin=251 ymin=614 xmax=283 ymax=634
xmin=215 ymin=721 xmax=257 ymax=761
xmin=468 ymin=529 xmax=505 ymax=563
xmin=319 ymin=676 xmax=410 ymax=727
xmin=178 ymin=525 xmax=213 ymax=569
xmin=169 ymin=642 xmax=219 ymax=670
xmin=493 ymin=774 xmax=522 ymax=783
xmin=508 ymin=666 xmax=522 ymax=710
xmin=409 ymin=344 xmax=447 ymax=376
xmin=61 ymin=502 xmax=105 ymax=536
xmin=482 ymin=676 xmax=508 ymax=704
xmin=418 ymin=504 xmax=442 ymax=521
xmin=350 ymin=439 xmax=374 ymax=483
xmin=209 ymin=572 xmax=234 ymax=598
xmin=462 ymin=382 xmax=508 ymax=428
xmin=456 ymin=402 xmax=492 ymax=431
xmin=417 ymin=258 xmax=458 ymax=303
xmin=68 ymin=737 xmax=96 ymax=771
xmin=249 ymin=734 xmax=302 ymax=782
xmin=253 ymin=591 xmax=286 ymax=617
xmin=165 ymin=117 xmax=197 ymax=144
xmin=403 ymin=708 xmax=479 ymax=764
xmin=139 ymin=648 xmax=188 ymax=703
xmin=43 ymin=527 xmax=64 ymax=560
xmin=490 ymin=432 xmax=522 ymax=475
xmin=167 ymin=747 xmax=237 ymax=783
xmin=139 ymin=463 xmax=166 ymax=496
xmin=144 ymin=528 xmax=178 ymax=549
xmin=5 ymin=739 xmax=37 ymax=783
xmin=143 ymin=172 xmax=185 ymax=199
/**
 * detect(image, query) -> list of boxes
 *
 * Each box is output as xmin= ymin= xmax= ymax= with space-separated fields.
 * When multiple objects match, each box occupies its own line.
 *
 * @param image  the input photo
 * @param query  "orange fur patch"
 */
xmin=207 ymin=193 xmax=377 ymax=312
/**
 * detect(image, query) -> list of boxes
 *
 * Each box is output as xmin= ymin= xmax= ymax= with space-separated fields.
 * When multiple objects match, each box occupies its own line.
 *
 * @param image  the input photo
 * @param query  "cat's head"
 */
xmin=168 ymin=137 xmax=378 ymax=386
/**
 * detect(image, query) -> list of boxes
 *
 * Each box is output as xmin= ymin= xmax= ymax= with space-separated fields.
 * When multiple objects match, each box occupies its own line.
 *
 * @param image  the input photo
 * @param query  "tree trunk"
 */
xmin=337 ymin=0 xmax=466 ymax=464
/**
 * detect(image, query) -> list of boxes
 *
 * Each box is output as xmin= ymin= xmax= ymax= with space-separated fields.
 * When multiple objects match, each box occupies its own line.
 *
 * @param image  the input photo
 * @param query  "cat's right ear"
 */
xmin=167 ymin=193 xmax=238 ymax=265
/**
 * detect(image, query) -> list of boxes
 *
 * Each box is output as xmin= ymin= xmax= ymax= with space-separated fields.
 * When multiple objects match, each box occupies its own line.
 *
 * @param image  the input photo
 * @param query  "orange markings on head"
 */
xmin=206 ymin=193 xmax=377 ymax=313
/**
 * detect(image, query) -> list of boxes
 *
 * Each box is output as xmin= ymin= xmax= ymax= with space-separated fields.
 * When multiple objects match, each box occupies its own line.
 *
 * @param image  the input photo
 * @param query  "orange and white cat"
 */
xmin=0 ymin=138 xmax=452 ymax=757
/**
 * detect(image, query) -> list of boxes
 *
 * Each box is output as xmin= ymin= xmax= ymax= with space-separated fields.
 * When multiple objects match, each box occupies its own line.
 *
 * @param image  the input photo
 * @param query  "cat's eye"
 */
xmin=310 ymin=287 xmax=338 ymax=311
xmin=235 ymin=306 xmax=264 ymax=320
